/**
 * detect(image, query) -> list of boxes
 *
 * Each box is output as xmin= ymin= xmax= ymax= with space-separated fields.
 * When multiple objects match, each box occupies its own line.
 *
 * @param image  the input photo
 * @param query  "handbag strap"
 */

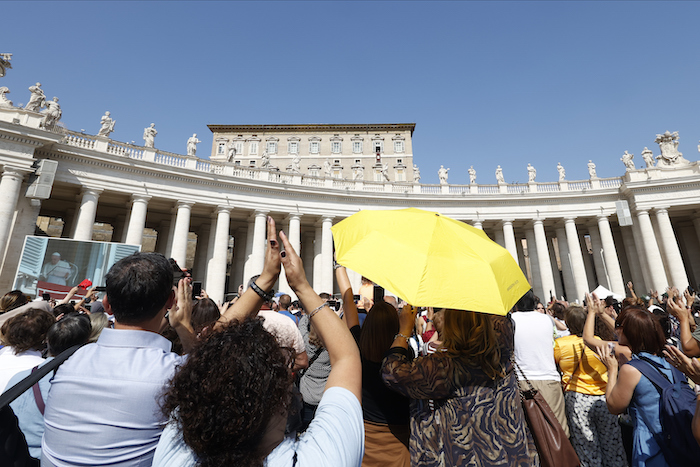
xmin=0 ymin=344 xmax=82 ymax=410
xmin=512 ymin=356 xmax=535 ymax=393
xmin=30 ymin=366 xmax=46 ymax=415
xmin=564 ymin=343 xmax=587 ymax=392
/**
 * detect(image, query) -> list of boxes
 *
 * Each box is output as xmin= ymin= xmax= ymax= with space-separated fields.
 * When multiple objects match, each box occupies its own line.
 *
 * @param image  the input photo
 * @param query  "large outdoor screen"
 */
xmin=13 ymin=236 xmax=140 ymax=299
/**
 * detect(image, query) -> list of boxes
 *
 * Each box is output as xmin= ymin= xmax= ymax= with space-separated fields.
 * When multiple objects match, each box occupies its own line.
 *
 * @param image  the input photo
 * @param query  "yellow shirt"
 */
xmin=554 ymin=335 xmax=608 ymax=396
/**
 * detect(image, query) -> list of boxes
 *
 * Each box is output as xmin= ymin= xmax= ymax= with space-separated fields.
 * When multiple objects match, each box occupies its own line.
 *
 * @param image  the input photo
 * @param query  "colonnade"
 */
xmin=15 ymin=172 xmax=694 ymax=306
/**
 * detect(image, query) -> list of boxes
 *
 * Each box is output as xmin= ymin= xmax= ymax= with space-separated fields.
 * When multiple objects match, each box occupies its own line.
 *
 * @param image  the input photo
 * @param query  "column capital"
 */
xmin=596 ymin=213 xmax=609 ymax=221
xmin=563 ymin=217 xmax=577 ymax=224
xmin=531 ymin=218 xmax=545 ymax=227
xmin=80 ymin=187 xmax=103 ymax=198
xmin=249 ymin=210 xmax=269 ymax=221
xmin=653 ymin=206 xmax=671 ymax=215
xmin=131 ymin=194 xmax=152 ymax=203
xmin=316 ymin=215 xmax=334 ymax=226
xmin=1 ymin=166 xmax=31 ymax=180
xmin=176 ymin=200 xmax=194 ymax=209
xmin=498 ymin=219 xmax=515 ymax=227
xmin=215 ymin=205 xmax=232 ymax=214
xmin=285 ymin=213 xmax=302 ymax=223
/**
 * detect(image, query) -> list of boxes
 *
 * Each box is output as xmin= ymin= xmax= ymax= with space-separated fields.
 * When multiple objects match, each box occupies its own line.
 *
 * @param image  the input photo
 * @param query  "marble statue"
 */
xmin=227 ymin=141 xmax=237 ymax=162
xmin=621 ymin=151 xmax=635 ymax=171
xmin=588 ymin=160 xmax=597 ymax=178
xmin=557 ymin=162 xmax=565 ymax=181
xmin=468 ymin=166 xmax=476 ymax=184
xmin=143 ymin=123 xmax=157 ymax=148
xmin=260 ymin=151 xmax=270 ymax=168
xmin=495 ymin=165 xmax=505 ymax=184
xmin=655 ymin=130 xmax=690 ymax=167
xmin=323 ymin=159 xmax=331 ymax=177
xmin=41 ymin=97 xmax=61 ymax=129
xmin=641 ymin=147 xmax=655 ymax=168
xmin=0 ymin=86 xmax=12 ymax=107
xmin=291 ymin=154 xmax=301 ymax=173
xmin=25 ymin=82 xmax=45 ymax=112
xmin=0 ymin=53 xmax=12 ymax=78
xmin=527 ymin=163 xmax=536 ymax=182
xmin=382 ymin=163 xmax=390 ymax=181
xmin=413 ymin=164 xmax=421 ymax=183
xmin=353 ymin=165 xmax=364 ymax=180
xmin=187 ymin=133 xmax=200 ymax=157
xmin=438 ymin=165 xmax=449 ymax=185
xmin=97 ymin=111 xmax=116 ymax=137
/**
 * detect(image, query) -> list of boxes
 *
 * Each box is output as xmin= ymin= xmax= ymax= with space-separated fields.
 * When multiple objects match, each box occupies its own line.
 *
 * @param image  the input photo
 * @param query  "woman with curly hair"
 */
xmin=381 ymin=305 xmax=539 ymax=466
xmin=0 ymin=307 xmax=55 ymax=391
xmin=153 ymin=218 xmax=363 ymax=467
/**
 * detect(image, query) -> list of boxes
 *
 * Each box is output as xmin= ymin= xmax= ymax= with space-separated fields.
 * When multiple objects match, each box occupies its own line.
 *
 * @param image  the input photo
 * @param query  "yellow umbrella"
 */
xmin=331 ymin=208 xmax=530 ymax=315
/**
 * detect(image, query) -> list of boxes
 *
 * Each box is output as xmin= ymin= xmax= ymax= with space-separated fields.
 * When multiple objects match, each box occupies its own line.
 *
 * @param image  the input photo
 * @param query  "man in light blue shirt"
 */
xmin=41 ymin=253 xmax=195 ymax=467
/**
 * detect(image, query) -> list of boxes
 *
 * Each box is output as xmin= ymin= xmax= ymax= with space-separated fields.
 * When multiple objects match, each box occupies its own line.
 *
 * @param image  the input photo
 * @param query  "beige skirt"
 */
xmin=362 ymin=420 xmax=410 ymax=467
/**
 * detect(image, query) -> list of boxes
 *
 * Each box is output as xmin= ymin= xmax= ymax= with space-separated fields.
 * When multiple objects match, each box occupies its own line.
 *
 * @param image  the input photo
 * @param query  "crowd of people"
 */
xmin=2 ymin=217 xmax=700 ymax=466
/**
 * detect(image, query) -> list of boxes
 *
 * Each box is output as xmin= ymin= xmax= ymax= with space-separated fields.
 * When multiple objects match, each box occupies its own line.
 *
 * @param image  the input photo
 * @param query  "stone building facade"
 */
xmin=208 ymin=123 xmax=415 ymax=183
xmin=1 ymin=71 xmax=700 ymax=305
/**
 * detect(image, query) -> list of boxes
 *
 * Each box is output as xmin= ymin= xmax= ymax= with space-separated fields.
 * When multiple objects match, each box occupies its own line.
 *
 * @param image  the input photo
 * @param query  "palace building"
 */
xmin=1 ymin=65 xmax=700 ymax=304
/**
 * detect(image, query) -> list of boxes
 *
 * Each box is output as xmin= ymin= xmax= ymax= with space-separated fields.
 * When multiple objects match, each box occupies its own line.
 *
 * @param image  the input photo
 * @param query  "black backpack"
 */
xmin=627 ymin=355 xmax=700 ymax=466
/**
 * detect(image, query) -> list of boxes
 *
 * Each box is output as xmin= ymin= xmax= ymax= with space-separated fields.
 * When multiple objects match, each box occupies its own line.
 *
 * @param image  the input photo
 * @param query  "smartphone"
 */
xmin=42 ymin=293 xmax=51 ymax=301
xmin=353 ymin=294 xmax=360 ymax=303
xmin=192 ymin=281 xmax=202 ymax=299
xmin=373 ymin=285 xmax=384 ymax=303
xmin=94 ymin=286 xmax=107 ymax=292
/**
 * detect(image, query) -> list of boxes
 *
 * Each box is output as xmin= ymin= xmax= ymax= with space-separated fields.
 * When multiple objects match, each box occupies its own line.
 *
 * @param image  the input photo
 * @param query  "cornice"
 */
xmin=207 ymin=123 xmax=416 ymax=135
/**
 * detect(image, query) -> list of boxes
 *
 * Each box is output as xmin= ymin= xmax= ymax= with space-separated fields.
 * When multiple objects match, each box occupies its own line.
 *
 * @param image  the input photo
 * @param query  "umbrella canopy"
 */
xmin=331 ymin=208 xmax=531 ymax=316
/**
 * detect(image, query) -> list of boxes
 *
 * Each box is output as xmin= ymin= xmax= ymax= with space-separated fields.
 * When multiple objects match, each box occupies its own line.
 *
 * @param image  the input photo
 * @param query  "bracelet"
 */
xmin=250 ymin=281 xmax=274 ymax=302
xmin=333 ymin=261 xmax=344 ymax=270
xmin=394 ymin=333 xmax=411 ymax=341
xmin=309 ymin=302 xmax=329 ymax=319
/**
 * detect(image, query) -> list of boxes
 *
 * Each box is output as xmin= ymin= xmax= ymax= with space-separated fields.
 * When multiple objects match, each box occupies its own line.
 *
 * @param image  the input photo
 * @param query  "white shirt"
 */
xmin=512 ymin=311 xmax=561 ymax=381
xmin=0 ymin=347 xmax=44 ymax=393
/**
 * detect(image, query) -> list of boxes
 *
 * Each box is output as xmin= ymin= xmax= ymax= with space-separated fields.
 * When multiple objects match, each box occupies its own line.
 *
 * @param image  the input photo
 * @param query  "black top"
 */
xmin=350 ymin=325 xmax=410 ymax=425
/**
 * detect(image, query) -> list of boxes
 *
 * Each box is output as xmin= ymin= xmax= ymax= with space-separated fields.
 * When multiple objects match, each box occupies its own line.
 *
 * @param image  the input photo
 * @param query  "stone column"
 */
xmin=579 ymin=231 xmax=597 ymax=292
xmin=555 ymin=226 xmax=575 ymax=301
xmin=587 ymin=225 xmax=607 ymax=289
xmin=532 ymin=220 xmax=556 ymax=302
xmin=597 ymin=215 xmax=625 ymax=295
xmin=206 ymin=206 xmax=232 ymax=304
xmin=564 ymin=218 xmax=589 ymax=302
xmin=636 ymin=209 xmax=668 ymax=292
xmin=193 ymin=223 xmax=211 ymax=283
xmin=502 ymin=222 xmax=518 ymax=260
xmin=170 ymin=201 xmax=193 ymax=267
xmin=472 ymin=220 xmax=483 ymax=230
xmin=320 ymin=216 xmax=334 ymax=294
xmin=247 ymin=210 xmax=268 ymax=284
xmin=548 ymin=236 xmax=564 ymax=299
xmin=654 ymin=207 xmax=689 ymax=289
xmin=124 ymin=195 xmax=151 ymax=246
xmin=0 ymin=167 xmax=27 ymax=262
xmin=279 ymin=214 xmax=302 ymax=296
xmin=620 ymin=225 xmax=647 ymax=293
xmin=313 ymin=225 xmax=323 ymax=292
xmin=73 ymin=188 xmax=102 ymax=241
xmin=231 ymin=227 xmax=247 ymax=291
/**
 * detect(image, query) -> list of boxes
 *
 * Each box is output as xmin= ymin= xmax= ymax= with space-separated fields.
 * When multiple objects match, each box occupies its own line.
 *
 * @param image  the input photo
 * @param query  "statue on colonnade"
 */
xmin=187 ymin=133 xmax=200 ymax=157
xmin=413 ymin=164 xmax=421 ymax=183
xmin=25 ymin=82 xmax=46 ymax=112
xmin=143 ymin=123 xmax=157 ymax=148
xmin=557 ymin=162 xmax=565 ymax=181
xmin=469 ymin=166 xmax=476 ymax=184
xmin=382 ymin=163 xmax=390 ymax=181
xmin=0 ymin=53 xmax=12 ymax=78
xmin=495 ymin=165 xmax=505 ymax=184
xmin=0 ymin=87 xmax=12 ymax=107
xmin=527 ymin=163 xmax=536 ymax=182
xmin=291 ymin=154 xmax=301 ymax=173
xmin=655 ymin=130 xmax=691 ymax=167
xmin=588 ymin=160 xmax=597 ymax=178
xmin=227 ymin=141 xmax=237 ymax=162
xmin=41 ymin=97 xmax=62 ymax=129
xmin=323 ymin=159 xmax=331 ymax=177
xmin=352 ymin=165 xmax=364 ymax=180
xmin=621 ymin=151 xmax=635 ymax=171
xmin=97 ymin=111 xmax=116 ymax=137
xmin=641 ymin=147 xmax=655 ymax=168
xmin=260 ymin=151 xmax=271 ymax=168
xmin=438 ymin=165 xmax=449 ymax=185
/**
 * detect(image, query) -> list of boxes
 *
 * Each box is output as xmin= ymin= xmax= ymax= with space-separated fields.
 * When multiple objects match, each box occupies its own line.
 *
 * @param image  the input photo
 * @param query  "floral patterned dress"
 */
xmin=381 ymin=314 xmax=539 ymax=467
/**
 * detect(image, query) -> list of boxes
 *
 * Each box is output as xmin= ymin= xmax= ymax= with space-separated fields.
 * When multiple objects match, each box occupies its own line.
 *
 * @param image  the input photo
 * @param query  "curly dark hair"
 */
xmin=161 ymin=319 xmax=293 ymax=467
xmin=0 ymin=308 xmax=55 ymax=353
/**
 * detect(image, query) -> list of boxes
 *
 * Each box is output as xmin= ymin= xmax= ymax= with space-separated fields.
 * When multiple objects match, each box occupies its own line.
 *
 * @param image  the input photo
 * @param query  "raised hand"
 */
xmin=664 ymin=345 xmax=700 ymax=385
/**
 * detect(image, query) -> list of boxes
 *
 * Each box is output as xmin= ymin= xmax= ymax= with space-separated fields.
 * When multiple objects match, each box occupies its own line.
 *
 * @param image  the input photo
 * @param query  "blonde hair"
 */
xmin=441 ymin=309 xmax=504 ymax=380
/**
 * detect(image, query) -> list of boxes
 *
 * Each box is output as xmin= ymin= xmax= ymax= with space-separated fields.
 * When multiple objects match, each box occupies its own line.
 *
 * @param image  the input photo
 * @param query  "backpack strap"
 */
xmin=626 ymin=357 xmax=673 ymax=393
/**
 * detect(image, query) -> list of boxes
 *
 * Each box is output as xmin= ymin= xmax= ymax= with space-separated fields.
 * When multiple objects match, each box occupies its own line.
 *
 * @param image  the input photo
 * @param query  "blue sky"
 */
xmin=2 ymin=1 xmax=699 ymax=184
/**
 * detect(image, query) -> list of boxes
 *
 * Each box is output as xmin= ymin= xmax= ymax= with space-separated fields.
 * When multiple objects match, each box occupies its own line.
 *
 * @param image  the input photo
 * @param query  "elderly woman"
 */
xmin=381 ymin=305 xmax=538 ymax=466
xmin=152 ymin=218 xmax=363 ymax=467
